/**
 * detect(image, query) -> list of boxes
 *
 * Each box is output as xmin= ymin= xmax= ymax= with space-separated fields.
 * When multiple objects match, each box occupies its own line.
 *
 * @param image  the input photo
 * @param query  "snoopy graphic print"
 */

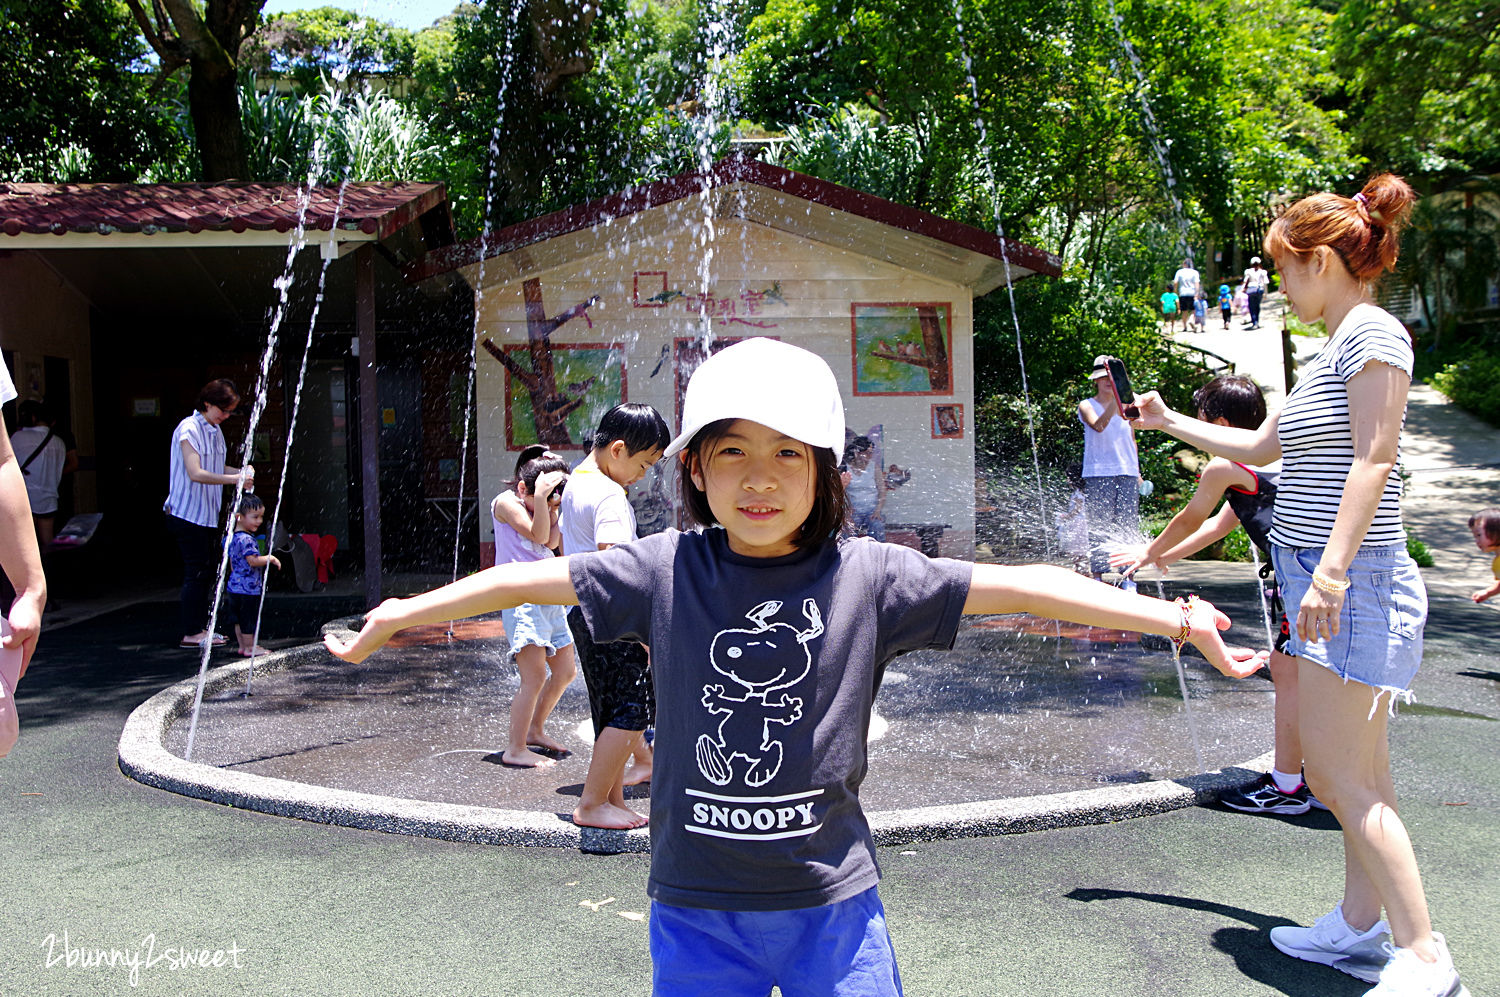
xmin=688 ymin=599 xmax=826 ymax=842
xmin=567 ymin=528 xmax=972 ymax=908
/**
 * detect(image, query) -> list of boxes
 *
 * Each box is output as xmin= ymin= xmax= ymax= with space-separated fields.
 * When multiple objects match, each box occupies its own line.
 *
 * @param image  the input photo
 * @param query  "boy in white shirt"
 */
xmin=560 ymin=404 xmax=669 ymax=829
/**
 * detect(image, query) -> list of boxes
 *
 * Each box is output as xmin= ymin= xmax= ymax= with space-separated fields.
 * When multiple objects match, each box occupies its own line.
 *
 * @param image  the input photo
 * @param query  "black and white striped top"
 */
xmin=1271 ymin=304 xmax=1412 ymax=548
xmin=162 ymin=411 xmax=227 ymax=528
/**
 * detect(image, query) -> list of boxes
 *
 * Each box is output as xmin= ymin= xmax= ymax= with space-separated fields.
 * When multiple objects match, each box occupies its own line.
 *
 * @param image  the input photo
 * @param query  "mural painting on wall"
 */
xmin=632 ymin=271 xmax=787 ymax=328
xmin=841 ymin=424 xmax=912 ymax=494
xmin=851 ymin=303 xmax=953 ymax=395
xmin=931 ymin=403 xmax=964 ymax=439
xmin=480 ymin=277 xmax=623 ymax=449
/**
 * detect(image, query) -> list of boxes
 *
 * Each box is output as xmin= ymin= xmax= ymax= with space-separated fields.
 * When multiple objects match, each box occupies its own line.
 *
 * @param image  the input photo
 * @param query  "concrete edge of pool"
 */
xmin=117 ymin=624 xmax=1272 ymax=854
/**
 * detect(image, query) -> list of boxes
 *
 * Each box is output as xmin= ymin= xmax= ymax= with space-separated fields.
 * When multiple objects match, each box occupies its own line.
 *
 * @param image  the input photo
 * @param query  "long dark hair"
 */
xmin=677 ymin=419 xmax=848 ymax=549
xmin=512 ymin=444 xmax=569 ymax=495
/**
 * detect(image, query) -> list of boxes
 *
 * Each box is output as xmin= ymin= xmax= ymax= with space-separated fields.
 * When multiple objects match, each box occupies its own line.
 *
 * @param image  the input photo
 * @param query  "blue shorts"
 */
xmin=500 ymin=602 xmax=573 ymax=657
xmin=650 ymin=886 xmax=902 ymax=997
xmin=1271 ymin=544 xmax=1425 ymax=699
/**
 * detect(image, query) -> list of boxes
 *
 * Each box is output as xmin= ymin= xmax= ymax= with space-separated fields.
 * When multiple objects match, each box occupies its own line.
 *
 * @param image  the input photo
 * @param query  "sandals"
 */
xmin=179 ymin=634 xmax=229 ymax=648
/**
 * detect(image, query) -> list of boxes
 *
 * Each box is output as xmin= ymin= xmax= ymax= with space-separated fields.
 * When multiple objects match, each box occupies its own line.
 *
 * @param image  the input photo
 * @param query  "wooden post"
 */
xmin=356 ymin=245 xmax=383 ymax=606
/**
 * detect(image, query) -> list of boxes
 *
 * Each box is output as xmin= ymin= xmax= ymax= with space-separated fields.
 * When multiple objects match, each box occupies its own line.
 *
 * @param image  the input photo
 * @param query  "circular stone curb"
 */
xmin=119 ymin=624 xmax=1275 ymax=853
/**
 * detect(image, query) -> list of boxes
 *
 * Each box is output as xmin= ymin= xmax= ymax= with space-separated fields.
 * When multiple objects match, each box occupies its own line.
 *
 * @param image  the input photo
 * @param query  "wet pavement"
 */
xmin=169 ymin=597 xmax=1279 ymax=819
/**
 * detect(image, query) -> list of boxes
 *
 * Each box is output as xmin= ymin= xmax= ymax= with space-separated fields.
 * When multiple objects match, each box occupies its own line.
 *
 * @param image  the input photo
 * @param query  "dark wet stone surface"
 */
xmin=168 ymin=585 xmax=1278 ymax=815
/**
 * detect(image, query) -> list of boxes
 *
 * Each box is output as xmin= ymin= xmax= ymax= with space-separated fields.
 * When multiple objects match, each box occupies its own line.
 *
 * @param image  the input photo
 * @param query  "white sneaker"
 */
xmin=1365 ymin=933 xmax=1469 ymax=996
xmin=1270 ymin=905 xmax=1391 ymax=982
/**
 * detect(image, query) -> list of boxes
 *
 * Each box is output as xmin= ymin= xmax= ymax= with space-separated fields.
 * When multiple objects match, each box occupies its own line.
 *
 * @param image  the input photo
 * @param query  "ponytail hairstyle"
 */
xmin=1264 ymin=173 xmax=1417 ymax=281
xmin=513 ymin=445 xmax=569 ymax=497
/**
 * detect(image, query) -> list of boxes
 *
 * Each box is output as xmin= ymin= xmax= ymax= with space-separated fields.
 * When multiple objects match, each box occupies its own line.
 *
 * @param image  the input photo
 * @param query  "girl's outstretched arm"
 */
xmin=325 ymin=557 xmax=577 ymax=664
xmin=963 ymin=563 xmax=1266 ymax=679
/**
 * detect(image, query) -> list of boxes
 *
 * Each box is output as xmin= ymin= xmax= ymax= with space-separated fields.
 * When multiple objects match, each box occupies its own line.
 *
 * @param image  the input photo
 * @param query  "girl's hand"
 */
xmin=1108 ymin=544 xmax=1163 ymax=578
xmin=323 ymin=600 xmax=404 ymax=665
xmin=1297 ymin=585 xmax=1344 ymax=642
xmin=1185 ymin=598 xmax=1267 ymax=679
xmin=1130 ymin=391 xmax=1171 ymax=431
xmin=535 ymin=470 xmax=566 ymax=500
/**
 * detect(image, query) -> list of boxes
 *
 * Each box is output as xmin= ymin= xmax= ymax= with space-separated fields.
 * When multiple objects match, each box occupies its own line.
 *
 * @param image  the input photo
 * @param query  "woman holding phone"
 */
xmin=1131 ymin=175 xmax=1468 ymax=997
xmin=1078 ymin=356 xmax=1140 ymax=581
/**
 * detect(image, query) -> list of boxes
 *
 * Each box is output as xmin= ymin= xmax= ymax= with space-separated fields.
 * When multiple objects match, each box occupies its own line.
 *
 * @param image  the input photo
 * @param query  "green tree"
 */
xmin=1332 ymin=0 xmax=1500 ymax=173
xmin=240 ymin=6 xmax=417 ymax=91
xmin=0 ymin=0 xmax=185 ymax=181
xmin=123 ymin=0 xmax=268 ymax=180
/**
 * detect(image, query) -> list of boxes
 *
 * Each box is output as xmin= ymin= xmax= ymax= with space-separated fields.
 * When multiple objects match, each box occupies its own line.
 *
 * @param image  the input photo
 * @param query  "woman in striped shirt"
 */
xmin=164 ymin=379 xmax=253 ymax=649
xmin=1132 ymin=176 xmax=1468 ymax=997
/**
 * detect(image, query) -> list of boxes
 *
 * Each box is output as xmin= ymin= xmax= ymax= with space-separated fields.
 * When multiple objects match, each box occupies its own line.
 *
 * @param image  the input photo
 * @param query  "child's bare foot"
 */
xmin=622 ymin=760 xmax=652 ymax=786
xmin=238 ymin=645 xmax=270 ymax=658
xmin=500 ymin=747 xmax=556 ymax=769
xmin=573 ymin=802 xmax=648 ymax=829
xmin=526 ymin=732 xmax=570 ymax=757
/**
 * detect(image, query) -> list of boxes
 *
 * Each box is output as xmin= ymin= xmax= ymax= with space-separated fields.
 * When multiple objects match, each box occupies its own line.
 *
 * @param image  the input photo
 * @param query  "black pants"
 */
xmin=1247 ymin=289 xmax=1264 ymax=326
xmin=166 ymin=514 xmax=220 ymax=638
xmin=568 ymin=607 xmax=654 ymax=737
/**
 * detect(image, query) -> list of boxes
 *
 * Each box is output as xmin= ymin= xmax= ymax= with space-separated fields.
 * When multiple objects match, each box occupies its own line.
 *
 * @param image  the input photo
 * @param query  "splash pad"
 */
xmin=121 ymin=593 xmax=1275 ymax=851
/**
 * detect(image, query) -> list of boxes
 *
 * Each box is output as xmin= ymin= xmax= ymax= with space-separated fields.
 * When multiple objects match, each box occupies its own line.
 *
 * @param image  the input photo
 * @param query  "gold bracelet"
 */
xmin=1311 ymin=569 xmax=1351 ymax=594
xmin=1170 ymin=595 xmax=1197 ymax=652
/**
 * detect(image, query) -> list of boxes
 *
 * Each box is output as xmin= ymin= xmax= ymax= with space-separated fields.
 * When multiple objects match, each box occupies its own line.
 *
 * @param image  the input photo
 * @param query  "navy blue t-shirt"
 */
xmin=227 ymin=532 xmax=262 ymax=595
xmin=570 ymin=529 xmax=972 ymax=911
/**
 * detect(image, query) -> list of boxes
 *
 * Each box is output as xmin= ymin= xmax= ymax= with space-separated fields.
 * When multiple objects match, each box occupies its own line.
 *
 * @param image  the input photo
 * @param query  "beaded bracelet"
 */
xmin=1311 ymin=569 xmax=1351 ymax=595
xmin=1170 ymin=595 xmax=1198 ymax=653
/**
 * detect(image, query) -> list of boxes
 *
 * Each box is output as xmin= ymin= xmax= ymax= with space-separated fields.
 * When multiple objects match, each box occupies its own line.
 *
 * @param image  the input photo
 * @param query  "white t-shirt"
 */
xmin=11 ymin=427 xmax=67 ymax=514
xmin=1173 ymin=267 xmax=1202 ymax=298
xmin=0 ymin=361 xmax=15 ymax=406
xmin=1272 ymin=303 xmax=1411 ymax=548
xmin=1079 ymin=397 xmax=1140 ymax=477
xmin=1243 ymin=267 xmax=1270 ymax=293
xmin=559 ymin=461 xmax=637 ymax=555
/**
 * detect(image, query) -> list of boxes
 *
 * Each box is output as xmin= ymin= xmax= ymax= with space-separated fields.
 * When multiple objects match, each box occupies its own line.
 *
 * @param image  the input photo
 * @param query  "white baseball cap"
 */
xmin=664 ymin=338 xmax=845 ymax=458
xmin=1250 ymin=256 xmax=1261 ymax=264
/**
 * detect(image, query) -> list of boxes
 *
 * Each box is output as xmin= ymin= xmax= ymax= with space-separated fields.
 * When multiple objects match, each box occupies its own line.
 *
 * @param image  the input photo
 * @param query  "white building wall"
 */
xmin=470 ymin=218 xmax=976 ymax=559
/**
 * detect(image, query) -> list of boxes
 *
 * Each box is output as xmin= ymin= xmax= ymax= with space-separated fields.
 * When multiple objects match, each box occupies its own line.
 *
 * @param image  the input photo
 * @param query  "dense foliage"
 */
xmin=7 ymin=0 xmax=1500 ymax=424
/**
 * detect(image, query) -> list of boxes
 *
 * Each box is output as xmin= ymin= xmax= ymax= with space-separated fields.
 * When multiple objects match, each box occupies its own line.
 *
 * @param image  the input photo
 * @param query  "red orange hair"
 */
xmin=1264 ymin=174 xmax=1417 ymax=281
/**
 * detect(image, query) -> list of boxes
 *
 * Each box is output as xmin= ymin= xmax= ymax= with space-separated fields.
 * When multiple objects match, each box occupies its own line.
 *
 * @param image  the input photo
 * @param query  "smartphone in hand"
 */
xmin=1104 ymin=357 xmax=1139 ymax=419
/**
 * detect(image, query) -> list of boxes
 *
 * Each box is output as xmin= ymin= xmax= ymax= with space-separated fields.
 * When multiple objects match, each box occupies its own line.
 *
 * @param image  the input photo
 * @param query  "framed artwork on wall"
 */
xmin=931 ymin=403 xmax=963 ymax=439
xmin=851 ymin=302 xmax=953 ymax=396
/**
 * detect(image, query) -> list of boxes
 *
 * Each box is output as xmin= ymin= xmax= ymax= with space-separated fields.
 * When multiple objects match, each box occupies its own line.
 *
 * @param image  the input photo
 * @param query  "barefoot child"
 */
xmin=490 ymin=445 xmax=577 ymax=768
xmin=560 ymin=403 xmax=670 ymax=829
xmin=1468 ymin=507 xmax=1500 ymax=604
xmin=226 ymin=494 xmax=280 ymax=658
xmin=1111 ymin=374 xmax=1322 ymax=814
xmin=328 ymin=338 xmax=1263 ymax=994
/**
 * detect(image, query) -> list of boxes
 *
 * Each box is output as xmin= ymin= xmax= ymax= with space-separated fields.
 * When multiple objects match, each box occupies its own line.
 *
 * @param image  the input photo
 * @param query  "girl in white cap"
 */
xmin=326 ymin=337 xmax=1263 ymax=996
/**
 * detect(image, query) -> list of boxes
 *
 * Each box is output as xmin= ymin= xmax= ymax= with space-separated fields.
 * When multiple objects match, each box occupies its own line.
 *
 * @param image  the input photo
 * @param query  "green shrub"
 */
xmin=1406 ymin=534 xmax=1435 ymax=568
xmin=1430 ymin=347 xmax=1500 ymax=427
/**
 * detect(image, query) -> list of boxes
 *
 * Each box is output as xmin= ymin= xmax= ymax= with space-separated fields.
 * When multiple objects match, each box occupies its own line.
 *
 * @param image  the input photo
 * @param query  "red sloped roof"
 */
xmin=0 ymin=181 xmax=447 ymax=241
xmin=408 ymin=156 xmax=1061 ymax=284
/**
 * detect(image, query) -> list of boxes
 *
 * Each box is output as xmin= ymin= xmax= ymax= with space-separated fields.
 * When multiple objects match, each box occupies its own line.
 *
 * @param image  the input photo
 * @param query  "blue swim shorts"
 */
xmin=1271 ymin=544 xmax=1426 ymax=699
xmin=650 ymin=886 xmax=902 ymax=997
xmin=500 ymin=602 xmax=573 ymax=658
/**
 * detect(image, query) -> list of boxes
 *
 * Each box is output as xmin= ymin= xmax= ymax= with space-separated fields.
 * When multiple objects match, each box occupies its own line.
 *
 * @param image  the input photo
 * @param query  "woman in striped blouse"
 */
xmin=1132 ymin=176 xmax=1467 ymax=997
xmin=164 ymin=379 xmax=253 ymax=649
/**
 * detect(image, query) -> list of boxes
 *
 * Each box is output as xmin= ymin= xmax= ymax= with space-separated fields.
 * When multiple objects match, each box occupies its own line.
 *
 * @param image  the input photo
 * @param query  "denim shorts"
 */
xmin=649 ymin=886 xmax=902 ymax=997
xmin=1271 ymin=544 xmax=1426 ymax=696
xmin=500 ymin=602 xmax=573 ymax=657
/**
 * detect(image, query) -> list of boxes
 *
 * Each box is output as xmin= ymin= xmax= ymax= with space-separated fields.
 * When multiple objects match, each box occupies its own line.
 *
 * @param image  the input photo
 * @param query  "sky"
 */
xmin=258 ymin=1 xmax=464 ymax=31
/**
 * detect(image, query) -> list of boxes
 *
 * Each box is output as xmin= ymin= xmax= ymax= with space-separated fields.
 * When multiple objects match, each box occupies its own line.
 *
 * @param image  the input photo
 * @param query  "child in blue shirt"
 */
xmin=1218 ymin=283 xmax=1233 ymax=329
xmin=328 ymin=338 xmax=1262 ymax=996
xmin=226 ymin=494 xmax=280 ymax=658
